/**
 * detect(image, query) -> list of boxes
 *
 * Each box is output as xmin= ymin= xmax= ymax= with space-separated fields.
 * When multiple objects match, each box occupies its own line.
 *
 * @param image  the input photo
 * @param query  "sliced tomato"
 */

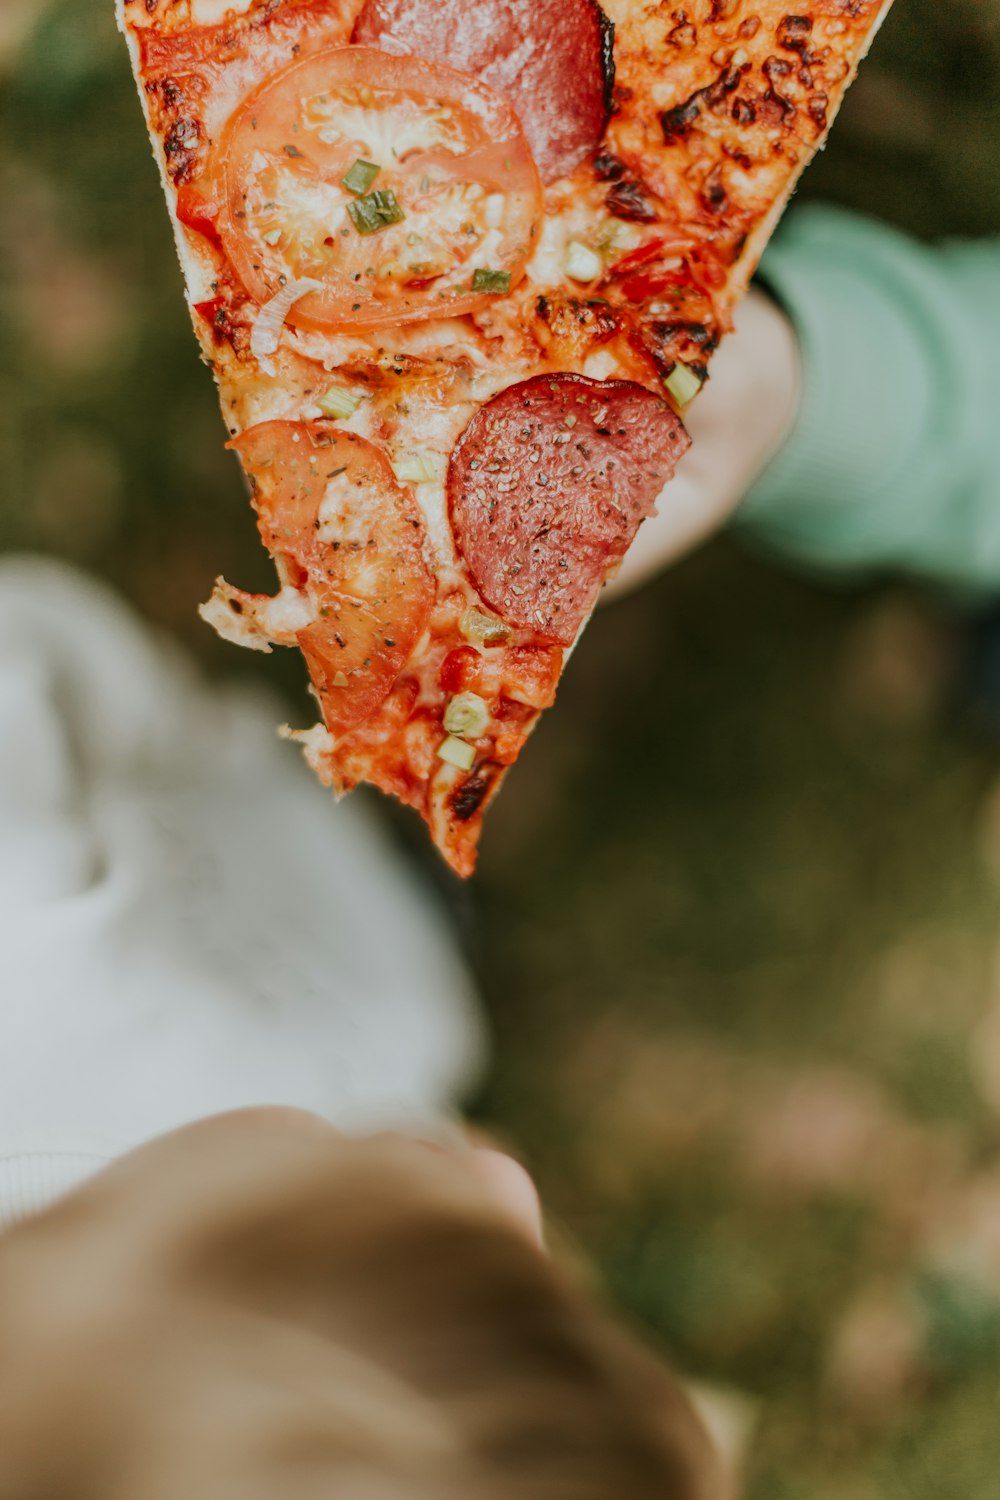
xmin=230 ymin=421 xmax=434 ymax=737
xmin=214 ymin=46 xmax=542 ymax=331
xmin=176 ymin=184 xmax=222 ymax=242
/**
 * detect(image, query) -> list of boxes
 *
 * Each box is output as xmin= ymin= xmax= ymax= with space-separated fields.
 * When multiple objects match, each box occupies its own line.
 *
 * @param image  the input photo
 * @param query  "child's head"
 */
xmin=0 ymin=1110 xmax=721 ymax=1500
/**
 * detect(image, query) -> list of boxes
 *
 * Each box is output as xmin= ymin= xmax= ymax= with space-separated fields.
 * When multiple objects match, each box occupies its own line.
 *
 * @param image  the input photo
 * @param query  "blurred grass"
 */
xmin=3 ymin=2 xmax=1000 ymax=1494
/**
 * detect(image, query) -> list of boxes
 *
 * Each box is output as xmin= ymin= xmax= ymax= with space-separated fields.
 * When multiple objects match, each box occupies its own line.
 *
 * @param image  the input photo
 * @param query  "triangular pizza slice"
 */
xmin=118 ymin=0 xmax=892 ymax=874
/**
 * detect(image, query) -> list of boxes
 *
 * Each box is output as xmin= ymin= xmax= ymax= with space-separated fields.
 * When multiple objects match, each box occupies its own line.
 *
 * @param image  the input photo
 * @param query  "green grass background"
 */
xmin=3 ymin=2 xmax=1000 ymax=1492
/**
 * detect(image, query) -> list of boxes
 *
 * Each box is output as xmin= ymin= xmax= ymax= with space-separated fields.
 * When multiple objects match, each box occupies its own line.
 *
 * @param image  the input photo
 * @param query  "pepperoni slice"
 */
xmin=352 ymin=0 xmax=614 ymax=183
xmin=230 ymin=422 xmax=434 ymax=736
xmin=448 ymin=375 xmax=689 ymax=645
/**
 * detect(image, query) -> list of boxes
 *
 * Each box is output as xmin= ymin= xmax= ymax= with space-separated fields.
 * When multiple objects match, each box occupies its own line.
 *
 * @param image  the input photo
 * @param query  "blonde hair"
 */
xmin=0 ymin=1116 xmax=721 ymax=1500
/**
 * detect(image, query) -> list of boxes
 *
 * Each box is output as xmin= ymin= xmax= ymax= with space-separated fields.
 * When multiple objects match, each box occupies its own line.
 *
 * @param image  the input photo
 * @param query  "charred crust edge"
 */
xmin=450 ymin=770 xmax=494 ymax=823
xmin=595 ymin=3 xmax=617 ymax=119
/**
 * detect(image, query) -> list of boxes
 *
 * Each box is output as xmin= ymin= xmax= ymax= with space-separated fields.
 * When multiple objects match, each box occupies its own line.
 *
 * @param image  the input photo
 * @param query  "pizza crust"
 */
xmin=731 ymin=0 xmax=896 ymax=304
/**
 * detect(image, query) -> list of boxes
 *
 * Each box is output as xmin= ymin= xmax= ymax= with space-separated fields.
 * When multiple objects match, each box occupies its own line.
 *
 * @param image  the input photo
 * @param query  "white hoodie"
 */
xmin=0 ymin=558 xmax=484 ymax=1227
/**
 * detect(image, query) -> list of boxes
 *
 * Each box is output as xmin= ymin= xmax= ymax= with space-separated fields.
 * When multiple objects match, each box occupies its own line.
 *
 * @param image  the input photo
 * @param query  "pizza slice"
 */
xmin=117 ymin=0 xmax=892 ymax=875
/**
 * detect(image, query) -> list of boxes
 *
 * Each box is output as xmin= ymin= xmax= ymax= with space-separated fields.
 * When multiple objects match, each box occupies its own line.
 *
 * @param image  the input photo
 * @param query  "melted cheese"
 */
xmin=281 ymin=721 xmax=339 ymax=778
xmin=199 ymin=582 xmax=315 ymax=651
xmin=200 ymin=589 xmax=274 ymax=653
xmin=189 ymin=0 xmax=257 ymax=21
xmin=261 ymin=162 xmax=350 ymax=248
xmin=304 ymin=90 xmax=469 ymax=161
xmin=316 ymin=471 xmax=385 ymax=546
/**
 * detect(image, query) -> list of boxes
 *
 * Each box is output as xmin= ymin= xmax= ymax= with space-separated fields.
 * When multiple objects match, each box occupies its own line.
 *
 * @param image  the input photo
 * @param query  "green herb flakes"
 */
xmin=472 ymin=268 xmax=511 ymax=295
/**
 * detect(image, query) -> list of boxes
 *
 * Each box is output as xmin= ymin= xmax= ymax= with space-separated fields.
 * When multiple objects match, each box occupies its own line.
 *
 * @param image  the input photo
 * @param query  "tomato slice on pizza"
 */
xmin=118 ymin=0 xmax=893 ymax=876
xmin=217 ymin=46 xmax=544 ymax=330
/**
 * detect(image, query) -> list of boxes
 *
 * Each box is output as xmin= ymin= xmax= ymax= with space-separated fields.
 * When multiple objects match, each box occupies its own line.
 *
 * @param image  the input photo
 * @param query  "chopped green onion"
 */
xmin=665 ymin=363 xmax=704 ymax=408
xmin=332 ymin=671 xmax=350 ymax=688
xmin=392 ymin=452 xmax=442 ymax=484
xmin=341 ymin=159 xmax=381 ymax=196
xmin=472 ymin=268 xmax=512 ymax=295
xmin=347 ymin=189 xmax=405 ymax=235
xmin=437 ymin=735 xmax=477 ymax=771
xmin=444 ymin=692 xmax=490 ymax=739
xmin=317 ymin=386 xmax=363 ymax=420
xmin=262 ymin=228 xmax=283 ymax=246
xmin=459 ymin=608 xmax=510 ymax=646
xmin=564 ymin=241 xmax=603 ymax=283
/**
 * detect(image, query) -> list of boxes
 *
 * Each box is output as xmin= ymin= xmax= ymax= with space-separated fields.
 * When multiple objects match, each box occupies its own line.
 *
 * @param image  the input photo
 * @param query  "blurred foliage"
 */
xmin=3 ymin=2 xmax=1000 ymax=1495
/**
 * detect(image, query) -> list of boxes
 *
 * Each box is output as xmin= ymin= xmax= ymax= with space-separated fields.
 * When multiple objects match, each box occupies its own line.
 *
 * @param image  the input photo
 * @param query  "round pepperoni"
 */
xmin=352 ymin=0 xmax=614 ymax=183
xmin=231 ymin=422 xmax=434 ymax=736
xmin=448 ymin=375 xmax=689 ymax=645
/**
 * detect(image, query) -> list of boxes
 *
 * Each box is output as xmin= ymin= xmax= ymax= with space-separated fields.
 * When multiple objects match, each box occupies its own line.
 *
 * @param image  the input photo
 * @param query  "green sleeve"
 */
xmin=736 ymin=206 xmax=1000 ymax=598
